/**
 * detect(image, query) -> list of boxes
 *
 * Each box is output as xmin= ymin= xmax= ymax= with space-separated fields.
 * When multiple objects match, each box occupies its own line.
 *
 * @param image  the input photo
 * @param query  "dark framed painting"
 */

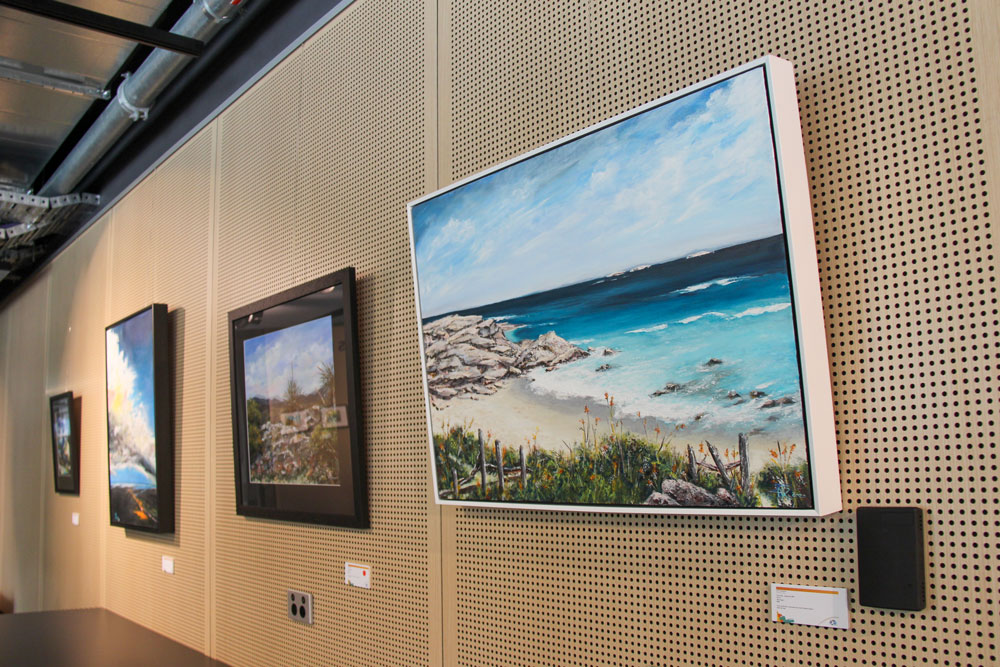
xmin=49 ymin=391 xmax=80 ymax=494
xmin=408 ymin=56 xmax=841 ymax=516
xmin=105 ymin=303 xmax=173 ymax=532
xmin=228 ymin=268 xmax=367 ymax=527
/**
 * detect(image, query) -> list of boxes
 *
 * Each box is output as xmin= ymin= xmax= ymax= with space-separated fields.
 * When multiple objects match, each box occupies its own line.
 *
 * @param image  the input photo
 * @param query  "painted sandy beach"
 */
xmin=431 ymin=378 xmax=804 ymax=478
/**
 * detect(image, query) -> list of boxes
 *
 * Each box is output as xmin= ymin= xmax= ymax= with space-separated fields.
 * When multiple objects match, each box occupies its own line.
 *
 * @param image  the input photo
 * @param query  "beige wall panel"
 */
xmin=212 ymin=1 xmax=437 ymax=665
xmin=103 ymin=130 xmax=214 ymax=652
xmin=440 ymin=1 xmax=998 ymax=665
xmin=41 ymin=216 xmax=111 ymax=610
xmin=0 ymin=275 xmax=49 ymax=612
xmin=0 ymin=304 xmax=9 ymax=611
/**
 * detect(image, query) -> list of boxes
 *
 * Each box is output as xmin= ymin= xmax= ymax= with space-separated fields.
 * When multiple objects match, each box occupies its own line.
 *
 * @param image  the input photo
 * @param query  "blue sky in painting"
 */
xmin=412 ymin=67 xmax=783 ymax=317
xmin=106 ymin=307 xmax=157 ymax=488
xmin=243 ymin=316 xmax=333 ymax=400
xmin=111 ymin=308 xmax=155 ymax=434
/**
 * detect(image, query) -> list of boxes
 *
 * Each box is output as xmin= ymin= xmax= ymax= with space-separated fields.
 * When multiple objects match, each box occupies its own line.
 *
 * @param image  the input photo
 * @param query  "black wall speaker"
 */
xmin=856 ymin=507 xmax=925 ymax=611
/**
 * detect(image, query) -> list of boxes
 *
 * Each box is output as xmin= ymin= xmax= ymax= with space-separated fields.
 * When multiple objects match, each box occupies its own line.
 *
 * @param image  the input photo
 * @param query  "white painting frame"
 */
xmin=408 ymin=56 xmax=840 ymax=516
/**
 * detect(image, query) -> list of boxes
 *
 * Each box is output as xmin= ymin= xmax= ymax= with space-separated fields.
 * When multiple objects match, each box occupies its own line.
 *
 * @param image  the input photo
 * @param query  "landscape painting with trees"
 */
xmin=228 ymin=269 xmax=367 ymax=527
xmin=52 ymin=395 xmax=73 ymax=477
xmin=409 ymin=59 xmax=838 ymax=514
xmin=242 ymin=315 xmax=340 ymax=486
xmin=50 ymin=391 xmax=78 ymax=494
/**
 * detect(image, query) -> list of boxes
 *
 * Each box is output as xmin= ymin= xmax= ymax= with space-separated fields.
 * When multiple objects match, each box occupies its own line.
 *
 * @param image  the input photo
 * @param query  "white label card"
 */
xmin=770 ymin=583 xmax=849 ymax=629
xmin=345 ymin=562 xmax=370 ymax=589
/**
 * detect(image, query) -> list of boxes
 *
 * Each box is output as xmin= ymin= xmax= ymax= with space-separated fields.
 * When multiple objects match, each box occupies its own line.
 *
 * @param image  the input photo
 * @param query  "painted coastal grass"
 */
xmin=433 ymin=398 xmax=811 ymax=509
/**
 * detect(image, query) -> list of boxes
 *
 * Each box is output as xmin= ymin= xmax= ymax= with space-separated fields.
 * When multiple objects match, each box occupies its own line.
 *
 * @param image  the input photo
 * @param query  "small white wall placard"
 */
xmin=161 ymin=555 xmax=175 ymax=575
xmin=345 ymin=562 xmax=370 ymax=589
xmin=770 ymin=583 xmax=848 ymax=629
xmin=71 ymin=512 xmax=79 ymax=526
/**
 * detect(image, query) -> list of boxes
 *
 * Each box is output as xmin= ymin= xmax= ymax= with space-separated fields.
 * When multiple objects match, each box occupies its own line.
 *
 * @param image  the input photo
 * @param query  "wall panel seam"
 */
xmin=36 ymin=271 xmax=52 ymax=609
xmin=100 ymin=209 xmax=115 ymax=609
xmin=0 ymin=303 xmax=8 ymax=601
xmin=205 ymin=123 xmax=221 ymax=659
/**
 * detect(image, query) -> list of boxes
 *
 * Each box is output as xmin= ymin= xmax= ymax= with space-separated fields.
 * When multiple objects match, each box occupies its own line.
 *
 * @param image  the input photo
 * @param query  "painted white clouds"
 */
xmin=413 ymin=67 xmax=784 ymax=317
xmin=106 ymin=329 xmax=156 ymax=484
xmin=243 ymin=317 xmax=333 ymax=399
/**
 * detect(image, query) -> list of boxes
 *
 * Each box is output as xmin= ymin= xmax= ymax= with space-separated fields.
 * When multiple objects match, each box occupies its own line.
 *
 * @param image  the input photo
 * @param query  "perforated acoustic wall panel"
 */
xmin=42 ymin=218 xmax=111 ymax=611
xmin=211 ymin=1 xmax=437 ymax=665
xmin=0 ymin=305 xmax=7 ymax=609
xmin=441 ymin=1 xmax=998 ymax=666
xmin=0 ymin=276 xmax=48 ymax=613
xmin=103 ymin=129 xmax=214 ymax=652
xmin=0 ymin=306 xmax=7 ymax=612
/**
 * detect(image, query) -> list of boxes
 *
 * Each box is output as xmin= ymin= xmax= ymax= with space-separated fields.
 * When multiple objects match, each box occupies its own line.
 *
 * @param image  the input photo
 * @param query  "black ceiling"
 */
xmin=0 ymin=0 xmax=352 ymax=307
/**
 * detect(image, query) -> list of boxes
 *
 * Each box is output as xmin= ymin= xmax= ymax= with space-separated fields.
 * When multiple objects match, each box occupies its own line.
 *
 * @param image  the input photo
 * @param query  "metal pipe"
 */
xmin=39 ymin=0 xmax=244 ymax=196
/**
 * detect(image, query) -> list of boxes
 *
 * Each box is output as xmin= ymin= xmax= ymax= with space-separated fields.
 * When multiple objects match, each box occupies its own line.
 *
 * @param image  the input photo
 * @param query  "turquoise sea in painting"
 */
xmin=434 ymin=234 xmax=804 ymax=441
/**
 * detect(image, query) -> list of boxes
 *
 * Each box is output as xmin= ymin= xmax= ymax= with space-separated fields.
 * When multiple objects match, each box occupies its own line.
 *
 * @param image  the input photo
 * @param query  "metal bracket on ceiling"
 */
xmin=116 ymin=74 xmax=150 ymax=121
xmin=0 ymin=190 xmax=48 ymax=208
xmin=198 ymin=0 xmax=235 ymax=24
xmin=0 ymin=190 xmax=100 ymax=240
xmin=0 ymin=56 xmax=110 ymax=100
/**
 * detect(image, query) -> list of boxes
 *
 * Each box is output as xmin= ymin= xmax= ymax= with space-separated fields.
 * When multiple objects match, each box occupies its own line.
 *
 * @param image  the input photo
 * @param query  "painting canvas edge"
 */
xmin=766 ymin=59 xmax=841 ymax=515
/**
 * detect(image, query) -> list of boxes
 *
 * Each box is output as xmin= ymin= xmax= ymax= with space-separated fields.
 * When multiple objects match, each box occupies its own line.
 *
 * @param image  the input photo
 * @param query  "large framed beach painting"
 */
xmin=227 ymin=269 xmax=368 ymax=527
xmin=105 ymin=304 xmax=173 ymax=532
xmin=408 ymin=56 xmax=840 ymax=516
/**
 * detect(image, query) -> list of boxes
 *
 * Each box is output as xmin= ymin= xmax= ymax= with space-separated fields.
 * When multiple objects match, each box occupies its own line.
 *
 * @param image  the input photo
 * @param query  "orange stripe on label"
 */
xmin=776 ymin=586 xmax=839 ymax=595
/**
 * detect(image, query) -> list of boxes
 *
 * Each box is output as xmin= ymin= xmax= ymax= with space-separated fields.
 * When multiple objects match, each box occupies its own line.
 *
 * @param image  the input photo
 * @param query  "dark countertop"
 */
xmin=0 ymin=608 xmax=227 ymax=667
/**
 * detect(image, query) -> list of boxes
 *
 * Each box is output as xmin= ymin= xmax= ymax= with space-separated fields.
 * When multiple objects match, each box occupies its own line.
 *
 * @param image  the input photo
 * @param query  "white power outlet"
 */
xmin=287 ymin=589 xmax=313 ymax=625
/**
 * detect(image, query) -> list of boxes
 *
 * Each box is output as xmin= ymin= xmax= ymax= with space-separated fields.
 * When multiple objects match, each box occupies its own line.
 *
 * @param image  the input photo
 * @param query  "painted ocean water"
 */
xmin=441 ymin=234 xmax=806 ymax=442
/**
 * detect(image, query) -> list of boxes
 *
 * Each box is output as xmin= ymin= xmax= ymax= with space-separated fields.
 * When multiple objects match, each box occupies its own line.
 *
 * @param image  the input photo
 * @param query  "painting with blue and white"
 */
xmin=52 ymin=396 xmax=73 ymax=479
xmin=106 ymin=309 xmax=159 ymax=528
xmin=412 ymin=67 xmax=814 ymax=509
xmin=242 ymin=316 xmax=340 ymax=486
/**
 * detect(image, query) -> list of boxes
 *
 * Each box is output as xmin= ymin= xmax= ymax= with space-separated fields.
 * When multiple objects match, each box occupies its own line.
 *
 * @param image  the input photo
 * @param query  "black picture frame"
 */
xmin=228 ymin=268 xmax=367 ymax=528
xmin=105 ymin=304 xmax=174 ymax=532
xmin=49 ymin=391 xmax=80 ymax=494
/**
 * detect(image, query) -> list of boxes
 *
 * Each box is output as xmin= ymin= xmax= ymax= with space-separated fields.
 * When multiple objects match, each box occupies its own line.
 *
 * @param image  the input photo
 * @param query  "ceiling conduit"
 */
xmin=38 ymin=0 xmax=246 ymax=197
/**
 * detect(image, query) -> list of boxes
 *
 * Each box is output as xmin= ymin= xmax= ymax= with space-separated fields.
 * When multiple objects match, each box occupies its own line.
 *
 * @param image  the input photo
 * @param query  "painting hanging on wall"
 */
xmin=105 ymin=304 xmax=173 ymax=532
xmin=49 ymin=391 xmax=80 ymax=494
xmin=408 ymin=56 xmax=840 ymax=516
xmin=228 ymin=269 xmax=367 ymax=527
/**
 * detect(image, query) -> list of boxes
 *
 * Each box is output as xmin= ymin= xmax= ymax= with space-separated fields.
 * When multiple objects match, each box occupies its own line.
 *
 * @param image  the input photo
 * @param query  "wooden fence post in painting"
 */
xmin=738 ymin=433 xmax=749 ymax=490
xmin=687 ymin=444 xmax=697 ymax=481
xmin=616 ymin=439 xmax=626 ymax=479
xmin=495 ymin=440 xmax=504 ymax=493
xmin=705 ymin=441 xmax=735 ymax=493
xmin=478 ymin=429 xmax=487 ymax=494
xmin=519 ymin=446 xmax=527 ymax=487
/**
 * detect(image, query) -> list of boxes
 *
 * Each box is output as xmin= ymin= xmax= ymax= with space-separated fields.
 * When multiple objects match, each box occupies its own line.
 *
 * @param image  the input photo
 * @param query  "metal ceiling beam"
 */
xmin=38 ymin=0 xmax=244 ymax=197
xmin=0 ymin=56 xmax=110 ymax=100
xmin=0 ymin=0 xmax=205 ymax=57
